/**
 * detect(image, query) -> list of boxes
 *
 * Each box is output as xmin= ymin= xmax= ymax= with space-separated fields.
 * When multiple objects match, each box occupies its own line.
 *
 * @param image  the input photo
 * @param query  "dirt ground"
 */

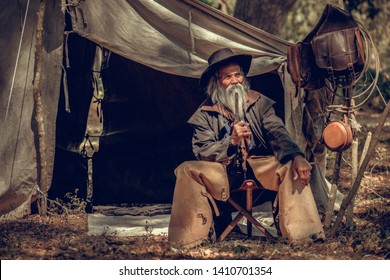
xmin=0 ymin=111 xmax=389 ymax=260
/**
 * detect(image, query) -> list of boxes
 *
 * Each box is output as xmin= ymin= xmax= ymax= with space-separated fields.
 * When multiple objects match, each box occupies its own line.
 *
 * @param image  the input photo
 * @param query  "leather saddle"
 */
xmin=287 ymin=4 xmax=366 ymax=90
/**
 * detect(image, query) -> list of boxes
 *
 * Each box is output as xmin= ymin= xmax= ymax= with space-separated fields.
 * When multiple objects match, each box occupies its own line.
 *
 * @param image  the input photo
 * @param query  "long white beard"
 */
xmin=218 ymin=83 xmax=246 ymax=120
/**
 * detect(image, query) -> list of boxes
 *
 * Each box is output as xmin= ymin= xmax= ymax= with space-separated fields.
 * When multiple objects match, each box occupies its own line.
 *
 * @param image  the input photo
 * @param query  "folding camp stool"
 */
xmin=218 ymin=179 xmax=274 ymax=241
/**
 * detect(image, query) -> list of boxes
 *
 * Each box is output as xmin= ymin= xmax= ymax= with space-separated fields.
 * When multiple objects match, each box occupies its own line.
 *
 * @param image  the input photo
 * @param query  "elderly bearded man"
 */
xmin=168 ymin=48 xmax=324 ymax=248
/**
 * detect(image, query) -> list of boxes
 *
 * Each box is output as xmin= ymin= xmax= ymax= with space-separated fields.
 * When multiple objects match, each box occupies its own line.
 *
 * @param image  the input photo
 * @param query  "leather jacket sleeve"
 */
xmin=260 ymin=103 xmax=304 ymax=163
xmin=189 ymin=109 xmax=237 ymax=163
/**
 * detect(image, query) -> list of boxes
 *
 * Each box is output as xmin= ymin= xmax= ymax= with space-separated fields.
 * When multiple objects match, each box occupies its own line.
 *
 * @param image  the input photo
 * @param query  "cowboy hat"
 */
xmin=199 ymin=48 xmax=252 ymax=89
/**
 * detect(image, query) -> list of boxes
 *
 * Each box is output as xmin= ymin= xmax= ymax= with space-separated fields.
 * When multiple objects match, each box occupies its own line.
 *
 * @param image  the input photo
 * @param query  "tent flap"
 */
xmin=69 ymin=0 xmax=290 ymax=78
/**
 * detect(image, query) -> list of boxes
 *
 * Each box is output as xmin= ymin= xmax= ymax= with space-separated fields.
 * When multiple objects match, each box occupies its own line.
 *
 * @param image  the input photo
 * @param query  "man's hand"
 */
xmin=231 ymin=120 xmax=252 ymax=146
xmin=292 ymin=155 xmax=312 ymax=186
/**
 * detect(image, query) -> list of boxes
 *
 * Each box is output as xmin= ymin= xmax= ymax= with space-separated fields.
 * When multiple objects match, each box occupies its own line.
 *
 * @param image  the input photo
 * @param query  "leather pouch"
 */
xmin=312 ymin=27 xmax=365 ymax=76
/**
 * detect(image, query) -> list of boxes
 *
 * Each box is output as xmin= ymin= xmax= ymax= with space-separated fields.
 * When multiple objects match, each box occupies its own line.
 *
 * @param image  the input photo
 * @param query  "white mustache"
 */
xmin=226 ymin=84 xmax=243 ymax=95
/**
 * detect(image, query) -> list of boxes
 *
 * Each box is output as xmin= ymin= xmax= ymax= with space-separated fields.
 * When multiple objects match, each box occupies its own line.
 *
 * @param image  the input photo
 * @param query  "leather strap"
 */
xmin=201 ymin=190 xmax=220 ymax=217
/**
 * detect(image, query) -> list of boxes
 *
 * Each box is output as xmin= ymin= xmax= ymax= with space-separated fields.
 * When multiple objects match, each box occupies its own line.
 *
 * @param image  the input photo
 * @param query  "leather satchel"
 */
xmin=312 ymin=27 xmax=361 ymax=74
xmin=287 ymin=4 xmax=366 ymax=89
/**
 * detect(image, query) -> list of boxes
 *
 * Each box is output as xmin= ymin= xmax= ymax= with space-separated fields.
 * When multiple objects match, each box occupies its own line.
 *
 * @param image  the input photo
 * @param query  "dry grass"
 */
xmin=0 ymin=161 xmax=388 ymax=260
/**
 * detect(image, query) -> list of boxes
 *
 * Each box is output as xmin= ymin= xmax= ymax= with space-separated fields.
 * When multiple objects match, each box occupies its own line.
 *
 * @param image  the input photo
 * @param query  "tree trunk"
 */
xmin=33 ymin=0 xmax=48 ymax=215
xmin=234 ymin=0 xmax=297 ymax=36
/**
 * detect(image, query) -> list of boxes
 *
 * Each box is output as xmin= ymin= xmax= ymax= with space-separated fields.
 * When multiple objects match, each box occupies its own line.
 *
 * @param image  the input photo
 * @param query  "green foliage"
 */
xmin=345 ymin=0 xmax=381 ymax=18
xmin=283 ymin=0 xmax=338 ymax=42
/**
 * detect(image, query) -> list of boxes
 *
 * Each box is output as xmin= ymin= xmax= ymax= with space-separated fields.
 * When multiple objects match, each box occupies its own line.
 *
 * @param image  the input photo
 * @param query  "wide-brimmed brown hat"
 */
xmin=200 ymin=48 xmax=252 ymax=89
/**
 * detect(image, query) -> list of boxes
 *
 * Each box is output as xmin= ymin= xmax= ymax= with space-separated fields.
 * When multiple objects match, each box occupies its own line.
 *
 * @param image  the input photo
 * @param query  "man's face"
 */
xmin=218 ymin=63 xmax=243 ymax=89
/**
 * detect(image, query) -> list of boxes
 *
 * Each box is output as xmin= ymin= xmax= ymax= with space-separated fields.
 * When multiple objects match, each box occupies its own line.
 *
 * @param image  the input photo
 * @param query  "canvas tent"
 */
xmin=0 ymin=0 xmax=328 ymax=217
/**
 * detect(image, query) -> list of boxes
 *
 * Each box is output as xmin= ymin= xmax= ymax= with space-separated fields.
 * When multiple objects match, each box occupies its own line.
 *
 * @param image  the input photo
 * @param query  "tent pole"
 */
xmin=346 ymin=106 xmax=359 ymax=227
xmin=33 ymin=0 xmax=49 ymax=215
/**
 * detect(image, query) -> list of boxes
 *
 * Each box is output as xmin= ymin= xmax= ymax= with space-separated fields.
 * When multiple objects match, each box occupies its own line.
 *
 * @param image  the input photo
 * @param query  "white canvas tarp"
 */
xmin=70 ymin=0 xmax=290 ymax=78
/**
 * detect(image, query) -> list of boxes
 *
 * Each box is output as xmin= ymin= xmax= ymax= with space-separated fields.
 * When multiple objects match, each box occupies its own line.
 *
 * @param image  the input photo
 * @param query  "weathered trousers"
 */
xmin=168 ymin=156 xmax=325 ymax=248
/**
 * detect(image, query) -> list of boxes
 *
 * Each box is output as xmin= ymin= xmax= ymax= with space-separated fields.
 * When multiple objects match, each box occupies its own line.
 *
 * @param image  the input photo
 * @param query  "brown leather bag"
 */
xmin=311 ymin=26 xmax=365 ymax=78
xmin=287 ymin=4 xmax=366 ymax=89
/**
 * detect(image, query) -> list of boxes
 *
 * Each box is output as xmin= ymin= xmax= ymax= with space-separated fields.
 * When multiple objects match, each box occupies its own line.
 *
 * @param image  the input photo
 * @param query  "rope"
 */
xmin=1 ymin=0 xmax=30 ymax=143
xmin=370 ymin=71 xmax=388 ymax=106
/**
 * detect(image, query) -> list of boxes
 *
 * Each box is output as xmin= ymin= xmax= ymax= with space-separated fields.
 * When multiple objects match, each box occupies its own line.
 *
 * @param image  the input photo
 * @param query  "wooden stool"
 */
xmin=218 ymin=179 xmax=273 ymax=241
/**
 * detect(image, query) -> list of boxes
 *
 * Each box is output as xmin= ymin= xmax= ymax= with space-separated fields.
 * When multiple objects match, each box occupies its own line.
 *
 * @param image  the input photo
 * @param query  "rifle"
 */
xmin=233 ymin=94 xmax=250 ymax=180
